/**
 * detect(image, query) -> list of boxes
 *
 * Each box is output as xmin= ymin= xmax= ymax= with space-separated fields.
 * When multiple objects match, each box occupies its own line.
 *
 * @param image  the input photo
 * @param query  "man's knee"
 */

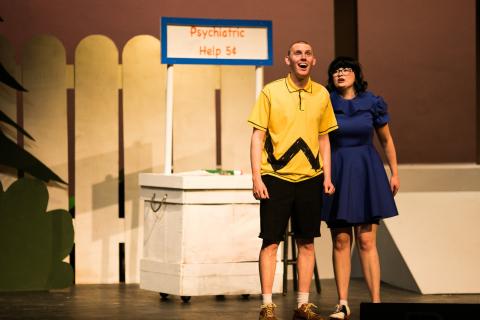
xmin=261 ymin=240 xmax=280 ymax=254
xmin=296 ymin=238 xmax=315 ymax=254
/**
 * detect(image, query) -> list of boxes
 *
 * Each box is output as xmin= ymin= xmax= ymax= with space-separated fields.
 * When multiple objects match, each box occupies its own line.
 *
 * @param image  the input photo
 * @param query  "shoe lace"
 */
xmin=262 ymin=303 xmax=277 ymax=317
xmin=303 ymin=303 xmax=319 ymax=314
xmin=334 ymin=304 xmax=343 ymax=313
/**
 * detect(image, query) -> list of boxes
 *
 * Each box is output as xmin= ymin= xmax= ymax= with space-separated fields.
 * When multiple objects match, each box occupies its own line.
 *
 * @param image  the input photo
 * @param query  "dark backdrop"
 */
xmin=0 ymin=0 xmax=477 ymax=163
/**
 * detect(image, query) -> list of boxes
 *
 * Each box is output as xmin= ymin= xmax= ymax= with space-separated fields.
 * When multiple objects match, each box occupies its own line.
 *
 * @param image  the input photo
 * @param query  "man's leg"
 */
xmin=293 ymin=175 xmax=322 ymax=297
xmin=293 ymin=237 xmax=324 ymax=320
xmin=296 ymin=238 xmax=315 ymax=295
xmin=259 ymin=240 xmax=280 ymax=295
xmin=259 ymin=241 xmax=281 ymax=319
xmin=258 ymin=176 xmax=293 ymax=319
xmin=291 ymin=176 xmax=324 ymax=319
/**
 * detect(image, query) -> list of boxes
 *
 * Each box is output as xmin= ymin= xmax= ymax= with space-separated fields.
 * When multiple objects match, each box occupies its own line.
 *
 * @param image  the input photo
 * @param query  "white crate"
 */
xmin=139 ymin=172 xmax=283 ymax=296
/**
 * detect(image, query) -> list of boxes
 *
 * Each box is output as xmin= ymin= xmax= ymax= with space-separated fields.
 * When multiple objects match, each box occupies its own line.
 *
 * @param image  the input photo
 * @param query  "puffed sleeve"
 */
xmin=373 ymin=95 xmax=390 ymax=128
xmin=247 ymin=89 xmax=270 ymax=131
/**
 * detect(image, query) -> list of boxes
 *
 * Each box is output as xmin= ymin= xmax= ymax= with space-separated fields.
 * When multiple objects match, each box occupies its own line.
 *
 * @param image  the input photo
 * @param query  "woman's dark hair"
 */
xmin=326 ymin=56 xmax=368 ymax=93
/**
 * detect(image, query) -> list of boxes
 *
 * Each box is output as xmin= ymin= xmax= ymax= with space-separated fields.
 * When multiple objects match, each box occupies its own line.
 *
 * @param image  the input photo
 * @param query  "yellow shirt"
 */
xmin=248 ymin=74 xmax=338 ymax=182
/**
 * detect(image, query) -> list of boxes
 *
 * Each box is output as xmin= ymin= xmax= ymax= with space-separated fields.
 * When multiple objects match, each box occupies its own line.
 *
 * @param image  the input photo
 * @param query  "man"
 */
xmin=248 ymin=41 xmax=338 ymax=320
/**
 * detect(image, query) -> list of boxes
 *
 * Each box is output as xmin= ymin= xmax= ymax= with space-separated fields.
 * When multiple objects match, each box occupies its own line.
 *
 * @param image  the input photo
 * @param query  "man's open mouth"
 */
xmin=298 ymin=63 xmax=308 ymax=69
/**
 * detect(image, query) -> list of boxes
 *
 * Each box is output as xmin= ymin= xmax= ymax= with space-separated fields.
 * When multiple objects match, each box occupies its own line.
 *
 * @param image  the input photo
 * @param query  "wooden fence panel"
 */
xmin=220 ymin=66 xmax=256 ymax=173
xmin=22 ymin=35 xmax=68 ymax=211
xmin=74 ymin=35 xmax=123 ymax=283
xmin=122 ymin=35 xmax=166 ymax=283
xmin=173 ymin=65 xmax=218 ymax=172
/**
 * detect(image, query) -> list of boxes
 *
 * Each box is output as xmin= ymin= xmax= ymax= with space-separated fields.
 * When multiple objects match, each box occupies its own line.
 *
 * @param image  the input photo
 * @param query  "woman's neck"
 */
xmin=338 ymin=87 xmax=356 ymax=100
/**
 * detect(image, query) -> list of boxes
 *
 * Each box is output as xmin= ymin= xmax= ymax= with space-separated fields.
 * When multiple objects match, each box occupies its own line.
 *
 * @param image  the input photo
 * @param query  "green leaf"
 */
xmin=0 ymin=63 xmax=27 ymax=92
xmin=0 ymin=131 xmax=66 ymax=184
xmin=0 ymin=110 xmax=34 ymax=140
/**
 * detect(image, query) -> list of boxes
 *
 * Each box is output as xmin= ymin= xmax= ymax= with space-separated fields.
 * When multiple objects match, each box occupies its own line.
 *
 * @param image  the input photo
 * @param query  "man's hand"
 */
xmin=323 ymin=179 xmax=335 ymax=195
xmin=252 ymin=176 xmax=269 ymax=200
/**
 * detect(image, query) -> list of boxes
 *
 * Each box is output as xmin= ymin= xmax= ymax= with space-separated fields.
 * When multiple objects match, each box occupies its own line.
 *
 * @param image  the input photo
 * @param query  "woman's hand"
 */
xmin=390 ymin=175 xmax=400 ymax=196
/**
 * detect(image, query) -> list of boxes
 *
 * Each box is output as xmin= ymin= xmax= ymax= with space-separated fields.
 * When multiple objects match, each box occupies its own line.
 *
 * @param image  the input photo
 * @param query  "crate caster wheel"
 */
xmin=159 ymin=293 xmax=169 ymax=300
xmin=241 ymin=294 xmax=250 ymax=299
xmin=181 ymin=296 xmax=191 ymax=303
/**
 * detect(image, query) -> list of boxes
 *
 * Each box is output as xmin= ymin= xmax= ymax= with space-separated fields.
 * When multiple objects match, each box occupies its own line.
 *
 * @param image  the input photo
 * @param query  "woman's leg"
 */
xmin=331 ymin=227 xmax=353 ymax=301
xmin=354 ymin=223 xmax=381 ymax=302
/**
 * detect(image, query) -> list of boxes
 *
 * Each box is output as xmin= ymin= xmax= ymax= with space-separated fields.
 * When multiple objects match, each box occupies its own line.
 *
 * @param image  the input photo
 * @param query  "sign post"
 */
xmin=160 ymin=17 xmax=273 ymax=174
xmin=164 ymin=64 xmax=175 ymax=174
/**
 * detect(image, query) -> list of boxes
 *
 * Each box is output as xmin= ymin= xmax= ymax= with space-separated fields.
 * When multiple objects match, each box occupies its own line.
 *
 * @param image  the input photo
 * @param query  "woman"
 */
xmin=322 ymin=57 xmax=399 ymax=320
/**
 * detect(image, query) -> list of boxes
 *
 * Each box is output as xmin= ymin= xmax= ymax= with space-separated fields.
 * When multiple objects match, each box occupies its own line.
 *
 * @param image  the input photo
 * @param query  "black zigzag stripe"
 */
xmin=265 ymin=132 xmax=320 ymax=171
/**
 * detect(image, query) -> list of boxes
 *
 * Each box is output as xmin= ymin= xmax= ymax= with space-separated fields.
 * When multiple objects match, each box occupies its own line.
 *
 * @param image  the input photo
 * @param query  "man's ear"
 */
xmin=312 ymin=57 xmax=317 ymax=66
xmin=285 ymin=55 xmax=291 ymax=66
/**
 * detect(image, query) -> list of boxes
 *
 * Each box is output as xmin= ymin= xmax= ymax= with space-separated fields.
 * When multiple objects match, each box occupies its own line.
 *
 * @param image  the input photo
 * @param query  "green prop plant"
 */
xmin=0 ymin=16 xmax=74 ymax=291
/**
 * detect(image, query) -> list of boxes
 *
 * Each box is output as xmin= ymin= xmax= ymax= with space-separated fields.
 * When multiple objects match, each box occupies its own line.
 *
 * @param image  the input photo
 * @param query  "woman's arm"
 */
xmin=375 ymin=124 xmax=400 ymax=196
xmin=318 ymin=134 xmax=335 ymax=195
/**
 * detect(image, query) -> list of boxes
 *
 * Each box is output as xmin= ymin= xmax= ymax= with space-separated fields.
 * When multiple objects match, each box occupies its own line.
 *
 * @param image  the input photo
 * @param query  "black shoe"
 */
xmin=329 ymin=304 xmax=350 ymax=320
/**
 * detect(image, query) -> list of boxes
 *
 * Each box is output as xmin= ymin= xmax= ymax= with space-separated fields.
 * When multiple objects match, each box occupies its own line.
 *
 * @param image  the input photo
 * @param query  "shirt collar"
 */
xmin=286 ymin=73 xmax=313 ymax=93
xmin=330 ymin=90 xmax=372 ymax=115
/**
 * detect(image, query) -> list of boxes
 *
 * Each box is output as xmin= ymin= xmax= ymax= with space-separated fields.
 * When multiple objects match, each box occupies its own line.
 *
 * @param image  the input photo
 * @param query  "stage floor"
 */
xmin=1 ymin=279 xmax=479 ymax=319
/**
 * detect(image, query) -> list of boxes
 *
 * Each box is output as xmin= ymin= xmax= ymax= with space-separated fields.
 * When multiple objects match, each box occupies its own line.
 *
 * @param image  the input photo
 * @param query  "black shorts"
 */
xmin=259 ymin=174 xmax=323 ymax=242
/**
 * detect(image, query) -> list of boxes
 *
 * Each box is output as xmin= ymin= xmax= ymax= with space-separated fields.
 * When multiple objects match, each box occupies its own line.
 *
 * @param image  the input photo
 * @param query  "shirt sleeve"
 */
xmin=318 ymin=96 xmax=338 ymax=135
xmin=373 ymin=95 xmax=390 ymax=128
xmin=247 ymin=90 xmax=270 ymax=131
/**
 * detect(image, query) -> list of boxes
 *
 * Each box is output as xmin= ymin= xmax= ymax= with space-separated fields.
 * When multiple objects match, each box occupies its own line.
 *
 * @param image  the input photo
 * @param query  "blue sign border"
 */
xmin=161 ymin=17 xmax=273 ymax=66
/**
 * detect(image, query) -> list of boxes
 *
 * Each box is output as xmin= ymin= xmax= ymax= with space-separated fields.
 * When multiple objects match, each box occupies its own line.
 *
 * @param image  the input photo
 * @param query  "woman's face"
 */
xmin=332 ymin=67 xmax=355 ymax=91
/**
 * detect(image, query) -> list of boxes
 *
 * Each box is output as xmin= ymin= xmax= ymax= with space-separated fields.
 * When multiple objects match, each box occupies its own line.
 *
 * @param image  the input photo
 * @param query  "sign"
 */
xmin=161 ymin=17 xmax=273 ymax=65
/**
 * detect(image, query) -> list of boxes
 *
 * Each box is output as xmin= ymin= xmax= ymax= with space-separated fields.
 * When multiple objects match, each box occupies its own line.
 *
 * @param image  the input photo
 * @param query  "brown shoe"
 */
xmin=292 ymin=303 xmax=325 ymax=320
xmin=259 ymin=303 xmax=278 ymax=320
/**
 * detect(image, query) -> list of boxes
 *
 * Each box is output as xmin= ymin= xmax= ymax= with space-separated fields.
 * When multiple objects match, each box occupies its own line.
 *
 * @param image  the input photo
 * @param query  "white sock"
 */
xmin=262 ymin=293 xmax=273 ymax=305
xmin=297 ymin=292 xmax=309 ymax=308
xmin=339 ymin=299 xmax=348 ymax=306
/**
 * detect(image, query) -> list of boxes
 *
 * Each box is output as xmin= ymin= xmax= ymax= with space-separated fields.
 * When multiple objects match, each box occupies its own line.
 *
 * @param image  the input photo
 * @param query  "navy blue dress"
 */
xmin=321 ymin=91 xmax=398 ymax=226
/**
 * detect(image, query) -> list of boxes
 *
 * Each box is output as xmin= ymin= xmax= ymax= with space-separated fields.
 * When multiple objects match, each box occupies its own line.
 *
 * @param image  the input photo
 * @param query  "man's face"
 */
xmin=285 ymin=42 xmax=316 ymax=81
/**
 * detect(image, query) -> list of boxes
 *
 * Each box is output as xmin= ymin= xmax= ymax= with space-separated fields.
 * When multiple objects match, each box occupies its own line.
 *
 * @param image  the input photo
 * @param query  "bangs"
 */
xmin=328 ymin=57 xmax=358 ymax=74
xmin=326 ymin=56 xmax=368 ymax=93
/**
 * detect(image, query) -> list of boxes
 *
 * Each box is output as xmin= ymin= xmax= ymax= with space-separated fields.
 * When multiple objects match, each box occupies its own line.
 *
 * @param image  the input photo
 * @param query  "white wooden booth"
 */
xmin=139 ymin=172 xmax=283 ymax=298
